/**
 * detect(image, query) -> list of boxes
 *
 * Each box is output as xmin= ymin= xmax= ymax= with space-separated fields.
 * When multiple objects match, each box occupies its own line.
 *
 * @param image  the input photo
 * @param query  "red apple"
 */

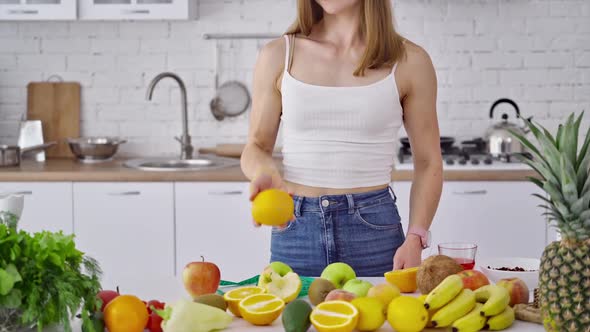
xmin=456 ymin=270 xmax=490 ymax=291
xmin=324 ymin=289 xmax=357 ymax=302
xmin=182 ymin=256 xmax=221 ymax=298
xmin=497 ymin=278 xmax=530 ymax=306
xmin=97 ymin=289 xmax=119 ymax=312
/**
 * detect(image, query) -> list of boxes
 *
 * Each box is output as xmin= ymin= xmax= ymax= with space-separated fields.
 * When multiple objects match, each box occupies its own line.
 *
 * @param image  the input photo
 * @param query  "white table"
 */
xmin=64 ymin=277 xmax=544 ymax=332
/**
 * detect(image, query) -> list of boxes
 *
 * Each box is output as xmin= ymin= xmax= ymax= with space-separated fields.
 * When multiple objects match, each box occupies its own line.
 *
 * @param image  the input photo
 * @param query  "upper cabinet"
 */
xmin=0 ymin=0 xmax=76 ymax=20
xmin=79 ymin=0 xmax=196 ymax=20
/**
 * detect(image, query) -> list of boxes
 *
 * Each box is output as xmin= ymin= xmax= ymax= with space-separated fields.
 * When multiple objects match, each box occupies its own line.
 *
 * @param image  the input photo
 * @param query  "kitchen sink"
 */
xmin=124 ymin=155 xmax=240 ymax=172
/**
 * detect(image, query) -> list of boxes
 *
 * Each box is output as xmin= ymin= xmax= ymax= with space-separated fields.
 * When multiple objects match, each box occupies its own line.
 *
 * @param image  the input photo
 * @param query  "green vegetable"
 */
xmin=154 ymin=299 xmax=232 ymax=332
xmin=0 ymin=224 xmax=102 ymax=332
xmin=81 ymin=310 xmax=105 ymax=332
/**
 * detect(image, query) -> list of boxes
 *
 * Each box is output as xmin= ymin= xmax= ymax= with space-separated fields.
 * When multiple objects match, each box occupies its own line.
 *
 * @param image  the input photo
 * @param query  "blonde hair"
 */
xmin=286 ymin=0 xmax=406 ymax=76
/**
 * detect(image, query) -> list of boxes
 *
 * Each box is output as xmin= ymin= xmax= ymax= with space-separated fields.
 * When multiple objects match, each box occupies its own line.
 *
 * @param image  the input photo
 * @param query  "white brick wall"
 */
xmin=0 ymin=0 xmax=588 ymax=157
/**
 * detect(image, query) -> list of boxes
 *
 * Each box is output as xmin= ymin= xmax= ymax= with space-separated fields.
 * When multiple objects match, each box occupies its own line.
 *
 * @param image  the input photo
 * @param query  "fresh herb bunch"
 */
xmin=0 ymin=224 xmax=102 ymax=332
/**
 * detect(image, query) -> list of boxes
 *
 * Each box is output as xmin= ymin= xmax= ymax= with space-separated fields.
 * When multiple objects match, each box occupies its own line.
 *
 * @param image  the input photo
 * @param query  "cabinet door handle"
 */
xmin=107 ymin=191 xmax=141 ymax=196
xmin=0 ymin=190 xmax=33 ymax=196
xmin=208 ymin=190 xmax=243 ymax=196
xmin=7 ymin=9 xmax=39 ymax=15
xmin=123 ymin=9 xmax=150 ymax=14
xmin=452 ymin=190 xmax=488 ymax=195
xmin=13 ymin=191 xmax=33 ymax=196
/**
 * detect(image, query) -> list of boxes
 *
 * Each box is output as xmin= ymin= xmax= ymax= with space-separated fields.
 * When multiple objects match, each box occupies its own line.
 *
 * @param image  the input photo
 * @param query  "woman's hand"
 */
xmin=393 ymin=235 xmax=423 ymax=270
xmin=249 ymin=170 xmax=294 ymax=229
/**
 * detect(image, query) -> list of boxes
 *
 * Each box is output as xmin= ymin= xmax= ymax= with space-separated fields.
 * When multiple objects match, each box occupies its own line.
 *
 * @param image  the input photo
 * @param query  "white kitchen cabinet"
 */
xmin=79 ymin=0 xmax=196 ymax=20
xmin=73 ymin=183 xmax=177 ymax=300
xmin=0 ymin=0 xmax=76 ymax=20
xmin=0 ymin=182 xmax=73 ymax=234
xmin=391 ymin=181 xmax=549 ymax=261
xmin=175 ymin=182 xmax=272 ymax=282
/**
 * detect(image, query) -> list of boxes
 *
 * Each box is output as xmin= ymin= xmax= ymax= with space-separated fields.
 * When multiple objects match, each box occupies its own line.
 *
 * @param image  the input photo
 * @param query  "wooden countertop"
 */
xmin=0 ymin=158 xmax=538 ymax=182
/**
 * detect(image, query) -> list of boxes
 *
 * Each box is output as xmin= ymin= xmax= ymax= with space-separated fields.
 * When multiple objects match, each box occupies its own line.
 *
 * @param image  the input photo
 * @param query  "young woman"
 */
xmin=241 ymin=0 xmax=443 ymax=277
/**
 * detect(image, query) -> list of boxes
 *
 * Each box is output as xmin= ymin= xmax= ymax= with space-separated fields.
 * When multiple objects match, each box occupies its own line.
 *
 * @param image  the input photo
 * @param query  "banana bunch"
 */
xmin=423 ymin=275 xmax=515 ymax=332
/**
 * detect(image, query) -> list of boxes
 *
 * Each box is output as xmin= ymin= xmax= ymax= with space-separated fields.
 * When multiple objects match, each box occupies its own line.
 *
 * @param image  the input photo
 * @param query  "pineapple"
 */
xmin=511 ymin=112 xmax=590 ymax=332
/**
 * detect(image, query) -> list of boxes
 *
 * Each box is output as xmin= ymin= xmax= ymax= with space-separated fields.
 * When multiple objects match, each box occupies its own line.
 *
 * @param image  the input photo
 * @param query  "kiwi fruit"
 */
xmin=282 ymin=299 xmax=312 ymax=332
xmin=193 ymin=293 xmax=227 ymax=311
xmin=308 ymin=278 xmax=336 ymax=305
xmin=416 ymin=255 xmax=463 ymax=294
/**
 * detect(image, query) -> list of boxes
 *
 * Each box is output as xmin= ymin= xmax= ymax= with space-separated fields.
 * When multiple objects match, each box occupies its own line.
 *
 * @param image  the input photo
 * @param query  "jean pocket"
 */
xmin=353 ymin=202 xmax=402 ymax=230
xmin=271 ymin=220 xmax=295 ymax=234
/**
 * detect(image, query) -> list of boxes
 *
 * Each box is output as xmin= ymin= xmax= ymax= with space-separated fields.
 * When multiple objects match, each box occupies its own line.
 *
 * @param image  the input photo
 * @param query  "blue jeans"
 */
xmin=270 ymin=187 xmax=405 ymax=277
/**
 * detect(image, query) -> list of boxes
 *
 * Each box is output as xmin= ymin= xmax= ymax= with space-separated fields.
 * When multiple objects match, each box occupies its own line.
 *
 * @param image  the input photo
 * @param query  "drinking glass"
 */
xmin=438 ymin=243 xmax=478 ymax=270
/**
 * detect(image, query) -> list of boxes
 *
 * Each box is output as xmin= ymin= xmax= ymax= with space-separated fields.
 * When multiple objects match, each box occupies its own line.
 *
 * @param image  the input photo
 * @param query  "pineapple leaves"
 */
xmin=577 ymin=152 xmax=590 ymax=194
xmin=543 ymin=181 xmax=566 ymax=206
xmin=570 ymin=190 xmax=590 ymax=215
xmin=526 ymin=176 xmax=545 ymax=191
xmin=560 ymin=154 xmax=579 ymax=206
xmin=580 ymin=210 xmax=590 ymax=223
xmin=558 ymin=113 xmax=578 ymax=166
xmin=577 ymin=112 xmax=590 ymax=169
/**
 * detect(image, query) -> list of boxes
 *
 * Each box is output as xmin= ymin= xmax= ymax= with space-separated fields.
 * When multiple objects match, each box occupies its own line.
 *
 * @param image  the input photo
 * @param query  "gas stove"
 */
xmin=395 ymin=137 xmax=532 ymax=170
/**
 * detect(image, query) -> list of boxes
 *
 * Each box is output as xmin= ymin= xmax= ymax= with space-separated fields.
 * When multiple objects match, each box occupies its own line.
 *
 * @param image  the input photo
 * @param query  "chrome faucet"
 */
xmin=146 ymin=72 xmax=193 ymax=160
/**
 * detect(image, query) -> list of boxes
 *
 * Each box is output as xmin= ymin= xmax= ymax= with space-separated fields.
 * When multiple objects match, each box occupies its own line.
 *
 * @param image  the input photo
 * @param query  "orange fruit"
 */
xmin=384 ymin=267 xmax=419 ymax=293
xmin=104 ymin=294 xmax=149 ymax=332
xmin=252 ymin=189 xmax=294 ymax=226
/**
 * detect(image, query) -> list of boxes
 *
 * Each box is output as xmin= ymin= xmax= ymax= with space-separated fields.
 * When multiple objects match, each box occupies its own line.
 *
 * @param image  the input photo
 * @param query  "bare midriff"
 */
xmin=284 ymin=181 xmax=390 ymax=197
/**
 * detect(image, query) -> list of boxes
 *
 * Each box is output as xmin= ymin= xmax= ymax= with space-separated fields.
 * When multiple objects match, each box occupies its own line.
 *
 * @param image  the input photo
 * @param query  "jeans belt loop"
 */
xmin=294 ymin=196 xmax=303 ymax=217
xmin=388 ymin=186 xmax=398 ymax=203
xmin=346 ymin=194 xmax=355 ymax=215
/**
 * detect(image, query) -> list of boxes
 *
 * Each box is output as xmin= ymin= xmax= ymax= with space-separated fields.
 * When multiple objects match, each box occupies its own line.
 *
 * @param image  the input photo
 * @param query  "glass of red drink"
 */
xmin=438 ymin=243 xmax=478 ymax=270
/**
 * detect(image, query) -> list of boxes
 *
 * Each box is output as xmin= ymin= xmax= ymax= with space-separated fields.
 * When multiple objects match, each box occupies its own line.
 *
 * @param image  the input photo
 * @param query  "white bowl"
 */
xmin=478 ymin=257 xmax=540 ymax=289
xmin=0 ymin=193 xmax=24 ymax=219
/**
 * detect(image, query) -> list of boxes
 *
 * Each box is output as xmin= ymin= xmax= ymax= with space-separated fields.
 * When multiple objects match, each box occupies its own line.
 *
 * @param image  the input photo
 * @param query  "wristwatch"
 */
xmin=407 ymin=226 xmax=431 ymax=249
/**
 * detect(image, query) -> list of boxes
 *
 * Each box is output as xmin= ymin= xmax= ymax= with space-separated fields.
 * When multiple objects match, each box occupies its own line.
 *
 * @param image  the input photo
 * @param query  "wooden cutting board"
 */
xmin=27 ymin=82 xmax=80 ymax=158
xmin=199 ymin=144 xmax=245 ymax=158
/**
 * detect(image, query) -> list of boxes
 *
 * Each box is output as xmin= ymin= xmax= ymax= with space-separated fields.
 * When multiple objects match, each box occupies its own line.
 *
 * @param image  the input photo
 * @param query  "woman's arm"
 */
xmin=393 ymin=45 xmax=443 ymax=269
xmin=241 ymin=38 xmax=287 ymax=200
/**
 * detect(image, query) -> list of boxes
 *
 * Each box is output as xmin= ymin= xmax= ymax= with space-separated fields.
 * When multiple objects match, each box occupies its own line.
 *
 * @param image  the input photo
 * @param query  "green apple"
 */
xmin=342 ymin=279 xmax=373 ymax=297
xmin=257 ymin=261 xmax=301 ymax=303
xmin=258 ymin=261 xmax=293 ymax=286
xmin=320 ymin=262 xmax=357 ymax=289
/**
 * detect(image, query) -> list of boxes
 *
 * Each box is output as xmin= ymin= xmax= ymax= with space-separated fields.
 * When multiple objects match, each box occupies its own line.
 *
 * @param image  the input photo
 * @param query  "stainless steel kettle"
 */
xmin=485 ymin=98 xmax=531 ymax=159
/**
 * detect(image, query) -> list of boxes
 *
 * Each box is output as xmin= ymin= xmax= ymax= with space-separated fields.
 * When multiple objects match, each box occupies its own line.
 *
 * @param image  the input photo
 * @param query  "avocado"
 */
xmin=193 ymin=293 xmax=227 ymax=311
xmin=282 ymin=299 xmax=312 ymax=332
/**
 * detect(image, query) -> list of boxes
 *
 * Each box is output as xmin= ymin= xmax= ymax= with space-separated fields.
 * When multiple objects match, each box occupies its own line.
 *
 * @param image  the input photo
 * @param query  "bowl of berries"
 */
xmin=479 ymin=257 xmax=540 ymax=289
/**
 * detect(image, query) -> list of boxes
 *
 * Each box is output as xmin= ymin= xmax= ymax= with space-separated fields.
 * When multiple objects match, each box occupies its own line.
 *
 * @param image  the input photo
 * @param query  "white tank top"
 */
xmin=280 ymin=35 xmax=404 ymax=189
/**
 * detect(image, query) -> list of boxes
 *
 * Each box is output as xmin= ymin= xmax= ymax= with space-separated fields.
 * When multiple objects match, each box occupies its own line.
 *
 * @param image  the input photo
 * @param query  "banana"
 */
xmin=485 ymin=306 xmax=515 ymax=330
xmin=424 ymin=274 xmax=464 ymax=310
xmin=474 ymin=285 xmax=510 ymax=317
xmin=430 ymin=289 xmax=476 ymax=328
xmin=451 ymin=303 xmax=486 ymax=332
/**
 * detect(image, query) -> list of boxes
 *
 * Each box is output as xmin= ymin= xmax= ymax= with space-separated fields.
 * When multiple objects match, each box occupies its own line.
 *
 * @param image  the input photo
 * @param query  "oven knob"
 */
xmin=458 ymin=157 xmax=467 ymax=165
xmin=446 ymin=158 xmax=455 ymax=165
xmin=484 ymin=158 xmax=493 ymax=165
xmin=471 ymin=158 xmax=480 ymax=165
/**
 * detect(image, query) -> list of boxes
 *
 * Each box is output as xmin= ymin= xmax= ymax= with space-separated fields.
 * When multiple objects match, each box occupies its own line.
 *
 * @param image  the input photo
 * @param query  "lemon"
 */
xmin=238 ymin=293 xmax=285 ymax=326
xmin=252 ymin=189 xmax=294 ymax=226
xmin=223 ymin=286 xmax=266 ymax=317
xmin=384 ymin=267 xmax=419 ymax=293
xmin=351 ymin=297 xmax=386 ymax=331
xmin=387 ymin=296 xmax=428 ymax=332
xmin=310 ymin=300 xmax=359 ymax=332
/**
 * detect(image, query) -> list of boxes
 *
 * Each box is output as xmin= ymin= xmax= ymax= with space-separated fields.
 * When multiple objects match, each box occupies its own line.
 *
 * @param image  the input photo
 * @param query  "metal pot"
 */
xmin=485 ymin=98 xmax=531 ymax=159
xmin=67 ymin=137 xmax=126 ymax=163
xmin=0 ymin=142 xmax=56 ymax=167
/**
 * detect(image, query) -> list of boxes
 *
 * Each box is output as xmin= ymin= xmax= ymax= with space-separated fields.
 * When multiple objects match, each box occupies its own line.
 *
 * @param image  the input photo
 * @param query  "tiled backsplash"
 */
xmin=0 ymin=0 xmax=589 ymax=157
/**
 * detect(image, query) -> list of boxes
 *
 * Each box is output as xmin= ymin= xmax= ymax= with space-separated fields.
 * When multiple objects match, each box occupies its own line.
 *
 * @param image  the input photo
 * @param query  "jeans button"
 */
xmin=321 ymin=199 xmax=329 ymax=207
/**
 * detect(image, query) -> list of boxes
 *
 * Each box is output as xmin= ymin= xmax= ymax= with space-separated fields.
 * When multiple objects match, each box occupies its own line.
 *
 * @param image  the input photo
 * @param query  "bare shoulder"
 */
xmin=401 ymin=40 xmax=434 ymax=67
xmin=396 ymin=39 xmax=437 ymax=95
xmin=256 ymin=37 xmax=287 ymax=73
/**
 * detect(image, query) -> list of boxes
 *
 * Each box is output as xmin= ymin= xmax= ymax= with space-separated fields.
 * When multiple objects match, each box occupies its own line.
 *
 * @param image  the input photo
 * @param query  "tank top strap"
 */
xmin=283 ymin=34 xmax=295 ymax=74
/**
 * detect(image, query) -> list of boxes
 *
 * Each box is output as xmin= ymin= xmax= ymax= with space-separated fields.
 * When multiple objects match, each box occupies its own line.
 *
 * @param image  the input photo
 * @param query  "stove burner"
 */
xmin=397 ymin=136 xmax=527 ymax=167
